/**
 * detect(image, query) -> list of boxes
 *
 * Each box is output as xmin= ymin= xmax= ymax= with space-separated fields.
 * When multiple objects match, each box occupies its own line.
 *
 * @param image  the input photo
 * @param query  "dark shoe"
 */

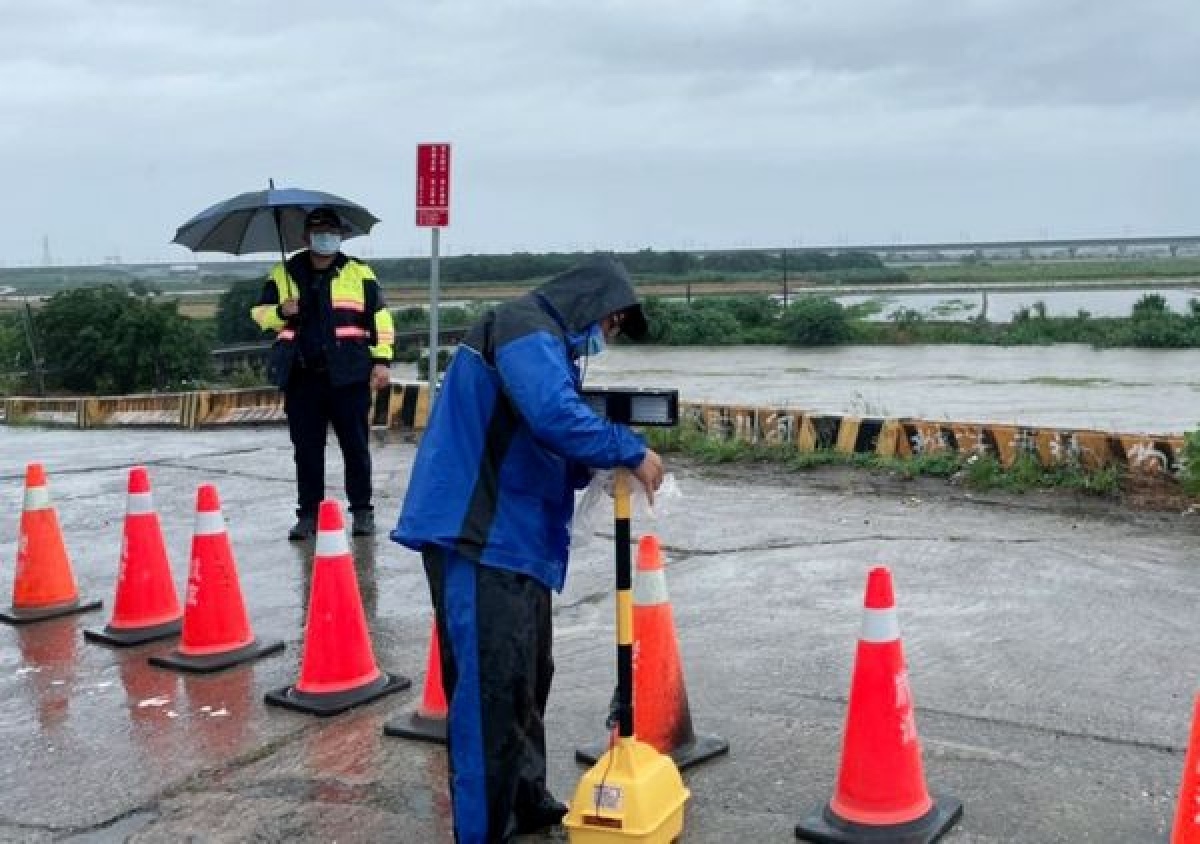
xmin=351 ymin=510 xmax=375 ymax=537
xmin=515 ymin=797 xmax=568 ymax=834
xmin=287 ymin=517 xmax=316 ymax=541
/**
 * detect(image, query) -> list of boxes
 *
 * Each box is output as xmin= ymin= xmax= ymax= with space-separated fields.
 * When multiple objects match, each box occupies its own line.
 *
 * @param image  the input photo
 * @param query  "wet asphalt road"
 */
xmin=1 ymin=426 xmax=1198 ymax=843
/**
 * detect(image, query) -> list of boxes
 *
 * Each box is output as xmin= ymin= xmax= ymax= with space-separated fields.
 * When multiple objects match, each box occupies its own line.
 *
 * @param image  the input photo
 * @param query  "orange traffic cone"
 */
xmin=265 ymin=499 xmax=410 ymax=715
xmin=149 ymin=484 xmax=283 ymax=673
xmin=796 ymin=566 xmax=962 ymax=844
xmin=1 ymin=463 xmax=101 ymax=625
xmin=85 ymin=466 xmax=183 ymax=646
xmin=1172 ymin=695 xmax=1200 ymax=842
xmin=383 ymin=619 xmax=448 ymax=743
xmin=577 ymin=534 xmax=729 ymax=770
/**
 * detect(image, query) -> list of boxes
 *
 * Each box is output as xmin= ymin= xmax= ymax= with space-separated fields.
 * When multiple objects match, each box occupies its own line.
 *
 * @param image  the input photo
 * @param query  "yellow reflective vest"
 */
xmin=251 ymin=253 xmax=395 ymax=388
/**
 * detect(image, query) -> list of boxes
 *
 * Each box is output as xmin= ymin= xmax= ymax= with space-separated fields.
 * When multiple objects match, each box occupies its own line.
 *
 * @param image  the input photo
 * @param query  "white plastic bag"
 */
xmin=569 ymin=470 xmax=683 ymax=551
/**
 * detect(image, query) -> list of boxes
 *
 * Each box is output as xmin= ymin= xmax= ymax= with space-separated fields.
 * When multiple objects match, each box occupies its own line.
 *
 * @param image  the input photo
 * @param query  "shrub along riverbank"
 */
xmin=639 ymin=292 xmax=1200 ymax=348
xmin=388 ymin=290 xmax=1200 ymax=353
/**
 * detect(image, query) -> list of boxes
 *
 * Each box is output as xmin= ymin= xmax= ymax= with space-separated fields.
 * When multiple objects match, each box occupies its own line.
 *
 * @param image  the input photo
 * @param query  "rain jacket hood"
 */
xmin=534 ymin=255 xmax=648 ymax=341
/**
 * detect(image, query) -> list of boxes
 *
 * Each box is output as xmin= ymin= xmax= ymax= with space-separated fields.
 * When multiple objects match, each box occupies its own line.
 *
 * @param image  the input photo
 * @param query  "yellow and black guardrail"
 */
xmin=0 ymin=387 xmax=1186 ymax=478
xmin=682 ymin=403 xmax=1185 ymax=477
xmin=0 ymin=384 xmax=429 ymax=432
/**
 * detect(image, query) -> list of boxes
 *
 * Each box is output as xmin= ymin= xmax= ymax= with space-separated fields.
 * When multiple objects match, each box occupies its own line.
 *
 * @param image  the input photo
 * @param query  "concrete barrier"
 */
xmin=193 ymin=387 xmax=285 ymax=426
xmin=1 ymin=385 xmax=436 ymax=433
xmin=4 ymin=397 xmax=85 ymax=428
xmin=0 ymin=388 xmax=1187 ymax=479
xmin=84 ymin=394 xmax=193 ymax=428
xmin=370 ymin=383 xmax=432 ymax=431
xmin=678 ymin=401 xmax=1187 ymax=479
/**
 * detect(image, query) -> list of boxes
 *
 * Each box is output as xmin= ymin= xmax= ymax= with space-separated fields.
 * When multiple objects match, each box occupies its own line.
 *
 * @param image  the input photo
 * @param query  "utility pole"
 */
xmin=781 ymin=249 xmax=789 ymax=307
xmin=21 ymin=300 xmax=45 ymax=396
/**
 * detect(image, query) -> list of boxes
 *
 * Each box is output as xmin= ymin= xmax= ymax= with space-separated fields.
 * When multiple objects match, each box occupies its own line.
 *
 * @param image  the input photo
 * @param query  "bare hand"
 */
xmin=632 ymin=449 xmax=665 ymax=506
xmin=370 ymin=364 xmax=391 ymax=391
xmin=280 ymin=298 xmax=299 ymax=318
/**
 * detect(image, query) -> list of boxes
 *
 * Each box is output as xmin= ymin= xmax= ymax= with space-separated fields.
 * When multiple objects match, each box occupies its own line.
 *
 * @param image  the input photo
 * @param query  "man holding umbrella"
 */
xmin=251 ymin=206 xmax=395 ymax=539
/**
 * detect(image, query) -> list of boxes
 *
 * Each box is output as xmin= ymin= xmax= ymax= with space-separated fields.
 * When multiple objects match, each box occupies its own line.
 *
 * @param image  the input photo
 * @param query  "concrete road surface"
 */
xmin=0 ymin=426 xmax=1197 ymax=843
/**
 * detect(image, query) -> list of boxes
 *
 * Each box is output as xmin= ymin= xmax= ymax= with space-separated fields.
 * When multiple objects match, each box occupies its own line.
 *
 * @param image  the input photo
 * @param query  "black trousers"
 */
xmin=283 ymin=367 xmax=373 ymax=519
xmin=423 ymin=546 xmax=554 ymax=843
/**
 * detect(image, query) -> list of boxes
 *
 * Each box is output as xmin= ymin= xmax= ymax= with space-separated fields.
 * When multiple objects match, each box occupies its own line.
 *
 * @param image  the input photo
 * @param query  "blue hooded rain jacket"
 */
xmin=392 ymin=256 xmax=650 ymax=592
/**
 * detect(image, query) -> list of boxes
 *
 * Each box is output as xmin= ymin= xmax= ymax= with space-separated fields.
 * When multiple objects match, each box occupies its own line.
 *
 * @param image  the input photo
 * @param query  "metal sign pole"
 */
xmin=415 ymin=142 xmax=449 ymax=395
xmin=429 ymin=227 xmax=440 ymax=395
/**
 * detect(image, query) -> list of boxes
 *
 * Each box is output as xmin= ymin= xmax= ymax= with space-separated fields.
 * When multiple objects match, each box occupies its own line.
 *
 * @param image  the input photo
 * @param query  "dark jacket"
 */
xmin=251 ymin=252 xmax=395 ymax=388
xmin=392 ymin=256 xmax=648 ymax=591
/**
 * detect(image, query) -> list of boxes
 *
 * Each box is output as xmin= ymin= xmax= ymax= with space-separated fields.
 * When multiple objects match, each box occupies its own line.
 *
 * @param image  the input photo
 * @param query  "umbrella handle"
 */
xmin=272 ymin=205 xmax=294 ymax=299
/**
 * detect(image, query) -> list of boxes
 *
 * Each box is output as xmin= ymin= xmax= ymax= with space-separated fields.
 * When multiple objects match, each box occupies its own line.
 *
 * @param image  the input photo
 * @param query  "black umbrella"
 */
xmin=171 ymin=180 xmax=380 ymax=258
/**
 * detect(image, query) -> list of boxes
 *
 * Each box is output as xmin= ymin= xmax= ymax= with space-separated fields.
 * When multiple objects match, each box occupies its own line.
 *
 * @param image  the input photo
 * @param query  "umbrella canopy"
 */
xmin=172 ymin=186 xmax=380 ymax=255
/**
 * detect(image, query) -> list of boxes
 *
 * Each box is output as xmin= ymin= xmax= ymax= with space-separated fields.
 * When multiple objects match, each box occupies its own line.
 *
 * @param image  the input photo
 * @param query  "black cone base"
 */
xmin=0 ymin=598 xmax=102 ymax=626
xmin=149 ymin=638 xmax=284 ymax=674
xmin=383 ymin=710 xmax=448 ymax=744
xmin=84 ymin=617 xmax=182 ymax=647
xmin=265 ymin=671 xmax=411 ymax=717
xmin=795 ymin=794 xmax=963 ymax=844
xmin=575 ymin=730 xmax=730 ymax=771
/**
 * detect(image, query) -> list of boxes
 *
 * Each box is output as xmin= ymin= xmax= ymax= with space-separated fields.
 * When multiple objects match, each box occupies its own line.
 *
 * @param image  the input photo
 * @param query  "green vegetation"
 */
xmin=643 ymin=421 xmax=1126 ymax=497
xmin=215 ymin=279 xmax=270 ymax=344
xmin=390 ymin=303 xmax=488 ymax=365
xmin=909 ymin=257 xmax=1200 ymax=284
xmin=634 ymin=292 xmax=1200 ymax=349
xmin=29 ymin=286 xmax=211 ymax=393
xmin=0 ymin=312 xmax=23 ymax=375
xmin=780 ymin=296 xmax=853 ymax=345
xmin=1183 ymin=431 xmax=1200 ymax=498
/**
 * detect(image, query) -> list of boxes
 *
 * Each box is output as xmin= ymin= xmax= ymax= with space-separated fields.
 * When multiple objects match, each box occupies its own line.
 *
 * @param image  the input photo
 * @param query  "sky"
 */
xmin=3 ymin=0 xmax=1200 ymax=266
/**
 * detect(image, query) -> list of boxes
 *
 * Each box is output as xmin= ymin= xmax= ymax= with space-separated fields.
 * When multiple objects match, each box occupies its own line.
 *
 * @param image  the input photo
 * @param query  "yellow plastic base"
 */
xmin=564 ymin=737 xmax=690 ymax=843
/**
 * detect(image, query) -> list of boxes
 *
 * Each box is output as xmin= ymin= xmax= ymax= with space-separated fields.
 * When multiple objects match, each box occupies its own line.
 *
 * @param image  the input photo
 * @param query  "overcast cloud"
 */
xmin=3 ymin=0 xmax=1199 ymax=265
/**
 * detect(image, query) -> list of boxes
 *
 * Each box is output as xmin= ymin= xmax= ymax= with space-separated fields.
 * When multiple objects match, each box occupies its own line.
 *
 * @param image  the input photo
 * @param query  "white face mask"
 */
xmin=310 ymin=232 xmax=342 ymax=256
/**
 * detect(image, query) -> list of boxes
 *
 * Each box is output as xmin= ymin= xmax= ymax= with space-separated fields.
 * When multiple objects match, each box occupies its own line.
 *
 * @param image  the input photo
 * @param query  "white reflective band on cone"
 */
xmin=126 ymin=492 xmax=154 ymax=514
xmin=315 ymin=528 xmax=349 ymax=558
xmin=194 ymin=510 xmax=226 ymax=536
xmin=634 ymin=570 xmax=669 ymax=606
xmin=24 ymin=487 xmax=51 ymax=510
xmin=860 ymin=608 xmax=900 ymax=643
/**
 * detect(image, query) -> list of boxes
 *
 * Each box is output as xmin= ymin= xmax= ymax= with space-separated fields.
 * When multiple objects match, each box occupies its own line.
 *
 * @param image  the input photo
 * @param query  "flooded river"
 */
xmin=836 ymin=286 xmax=1200 ymax=321
xmin=582 ymin=345 xmax=1200 ymax=435
xmin=394 ymin=344 xmax=1200 ymax=435
xmin=398 ymin=287 xmax=1200 ymax=435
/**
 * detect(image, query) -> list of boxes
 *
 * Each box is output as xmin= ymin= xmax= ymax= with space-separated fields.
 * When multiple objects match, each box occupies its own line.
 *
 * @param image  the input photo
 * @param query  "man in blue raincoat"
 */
xmin=392 ymin=255 xmax=664 ymax=842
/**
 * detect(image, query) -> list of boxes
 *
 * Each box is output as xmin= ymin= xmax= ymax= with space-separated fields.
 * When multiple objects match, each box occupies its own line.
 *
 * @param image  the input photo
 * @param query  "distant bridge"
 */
xmin=211 ymin=327 xmax=469 ymax=376
xmin=728 ymin=234 xmax=1200 ymax=261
